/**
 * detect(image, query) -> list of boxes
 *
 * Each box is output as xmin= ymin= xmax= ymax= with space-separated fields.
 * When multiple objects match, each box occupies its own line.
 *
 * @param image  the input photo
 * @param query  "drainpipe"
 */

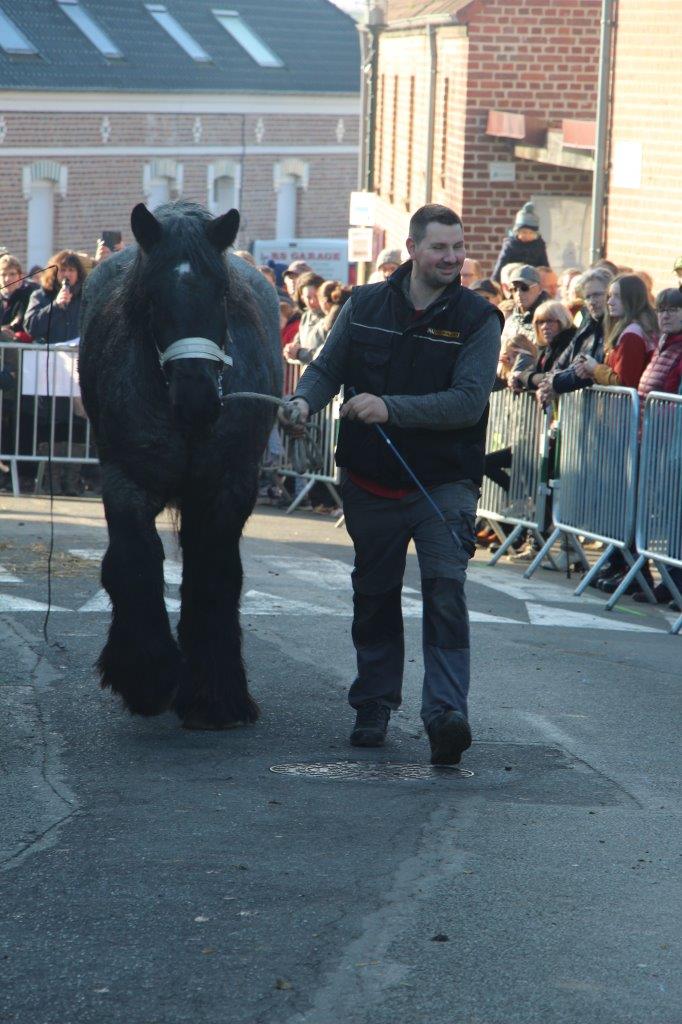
xmin=424 ymin=23 xmax=438 ymax=204
xmin=590 ymin=0 xmax=615 ymax=262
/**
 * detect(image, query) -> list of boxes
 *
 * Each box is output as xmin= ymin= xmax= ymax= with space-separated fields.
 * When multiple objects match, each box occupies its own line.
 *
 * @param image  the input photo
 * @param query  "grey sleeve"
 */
xmin=293 ymin=300 xmax=352 ymax=413
xmin=382 ymin=315 xmax=502 ymax=430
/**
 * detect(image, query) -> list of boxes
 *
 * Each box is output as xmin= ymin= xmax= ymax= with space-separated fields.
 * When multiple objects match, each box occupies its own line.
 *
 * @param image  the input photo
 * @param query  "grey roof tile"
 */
xmin=0 ymin=0 xmax=360 ymax=93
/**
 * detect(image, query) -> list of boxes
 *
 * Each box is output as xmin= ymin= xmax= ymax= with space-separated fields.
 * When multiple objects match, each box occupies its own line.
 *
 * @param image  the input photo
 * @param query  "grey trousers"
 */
xmin=341 ymin=476 xmax=478 ymax=726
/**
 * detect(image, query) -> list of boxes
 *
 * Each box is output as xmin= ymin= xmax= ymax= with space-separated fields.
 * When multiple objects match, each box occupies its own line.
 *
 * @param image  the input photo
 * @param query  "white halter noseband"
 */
xmin=158 ymin=337 xmax=233 ymax=368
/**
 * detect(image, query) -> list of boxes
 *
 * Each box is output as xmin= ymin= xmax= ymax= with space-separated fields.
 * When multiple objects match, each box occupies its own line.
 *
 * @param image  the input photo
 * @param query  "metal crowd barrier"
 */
xmin=614 ymin=392 xmax=682 ymax=633
xmin=271 ymin=360 xmax=342 ymax=514
xmin=523 ymin=386 xmax=655 ymax=603
xmin=0 ymin=341 xmax=97 ymax=496
xmin=477 ymin=388 xmax=553 ymax=564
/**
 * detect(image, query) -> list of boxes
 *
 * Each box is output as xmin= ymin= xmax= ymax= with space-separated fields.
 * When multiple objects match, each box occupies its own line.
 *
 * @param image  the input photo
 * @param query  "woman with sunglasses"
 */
xmin=511 ymin=300 xmax=575 ymax=391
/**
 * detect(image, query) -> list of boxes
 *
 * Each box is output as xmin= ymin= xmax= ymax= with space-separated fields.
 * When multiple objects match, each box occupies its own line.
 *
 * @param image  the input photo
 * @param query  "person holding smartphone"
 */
xmin=95 ymin=230 xmax=124 ymax=263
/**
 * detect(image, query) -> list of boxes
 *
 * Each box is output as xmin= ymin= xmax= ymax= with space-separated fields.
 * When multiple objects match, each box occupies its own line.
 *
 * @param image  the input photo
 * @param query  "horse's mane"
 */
xmin=115 ymin=201 xmax=262 ymax=335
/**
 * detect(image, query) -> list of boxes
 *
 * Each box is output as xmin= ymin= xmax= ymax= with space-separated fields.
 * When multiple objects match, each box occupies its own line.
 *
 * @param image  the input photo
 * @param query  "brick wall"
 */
xmin=0 ymin=107 xmax=358 ymax=269
xmin=373 ymin=0 xmax=599 ymax=273
xmin=604 ymin=0 xmax=682 ymax=295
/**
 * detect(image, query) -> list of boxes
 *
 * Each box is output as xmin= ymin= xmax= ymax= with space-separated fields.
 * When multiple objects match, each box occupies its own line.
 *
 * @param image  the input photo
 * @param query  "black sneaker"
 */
xmin=350 ymin=703 xmax=390 ymax=747
xmin=427 ymin=711 xmax=472 ymax=766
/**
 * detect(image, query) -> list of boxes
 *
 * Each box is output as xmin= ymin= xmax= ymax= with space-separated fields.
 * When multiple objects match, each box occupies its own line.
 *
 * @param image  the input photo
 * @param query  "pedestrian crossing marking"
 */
xmin=525 ymin=603 xmax=659 ymax=633
xmin=0 ymin=565 xmax=22 ymax=583
xmin=0 ymin=550 xmax=668 ymax=632
xmin=77 ymin=589 xmax=181 ymax=613
xmin=0 ymin=594 xmax=69 ymax=612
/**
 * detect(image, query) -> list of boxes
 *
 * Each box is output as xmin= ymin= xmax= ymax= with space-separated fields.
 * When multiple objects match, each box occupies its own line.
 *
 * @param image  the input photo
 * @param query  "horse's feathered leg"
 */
xmin=175 ymin=486 xmax=258 ymax=730
xmin=98 ymin=464 xmax=182 ymax=716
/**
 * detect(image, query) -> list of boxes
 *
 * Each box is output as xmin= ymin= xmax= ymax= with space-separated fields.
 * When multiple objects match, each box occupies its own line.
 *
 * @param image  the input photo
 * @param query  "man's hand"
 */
xmin=574 ymin=354 xmax=598 ymax=380
xmin=340 ymin=392 xmax=388 ymax=424
xmin=277 ymin=397 xmax=309 ymax=437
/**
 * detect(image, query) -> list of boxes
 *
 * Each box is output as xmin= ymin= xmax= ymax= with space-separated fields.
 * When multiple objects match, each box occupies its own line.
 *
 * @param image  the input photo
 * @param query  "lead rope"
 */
xmin=221 ymin=391 xmax=323 ymax=475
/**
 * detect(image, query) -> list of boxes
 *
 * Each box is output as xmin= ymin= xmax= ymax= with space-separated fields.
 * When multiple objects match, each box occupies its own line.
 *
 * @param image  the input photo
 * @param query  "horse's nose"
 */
xmin=170 ymin=373 xmax=221 ymax=432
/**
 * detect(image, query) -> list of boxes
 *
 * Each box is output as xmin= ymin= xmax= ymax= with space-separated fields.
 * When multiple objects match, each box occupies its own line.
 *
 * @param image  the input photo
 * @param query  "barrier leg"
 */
xmin=10 ymin=459 xmax=19 ymax=497
xmin=487 ymin=523 xmax=524 ymax=566
xmin=523 ymin=526 xmax=560 ymax=579
xmin=657 ymin=564 xmax=682 ymax=635
xmin=335 ymin=513 xmax=346 ymax=529
xmin=604 ymin=554 xmax=646 ymax=611
xmin=574 ymin=543 xmax=615 ymax=595
xmin=285 ymin=476 xmax=315 ymax=514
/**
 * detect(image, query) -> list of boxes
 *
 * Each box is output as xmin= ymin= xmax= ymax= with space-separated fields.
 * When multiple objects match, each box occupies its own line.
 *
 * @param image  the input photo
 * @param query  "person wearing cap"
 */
xmin=282 ymin=260 xmax=312 ymax=300
xmin=500 ymin=265 xmax=549 ymax=348
xmin=471 ymin=278 xmax=502 ymax=307
xmin=278 ymin=203 xmax=502 ymax=768
xmin=492 ymin=201 xmax=550 ymax=282
xmin=368 ymin=248 xmax=402 ymax=284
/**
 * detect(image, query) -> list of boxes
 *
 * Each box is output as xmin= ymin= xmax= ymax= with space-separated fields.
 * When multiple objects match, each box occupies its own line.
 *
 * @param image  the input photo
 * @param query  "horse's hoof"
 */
xmin=180 ymin=715 xmax=249 ymax=731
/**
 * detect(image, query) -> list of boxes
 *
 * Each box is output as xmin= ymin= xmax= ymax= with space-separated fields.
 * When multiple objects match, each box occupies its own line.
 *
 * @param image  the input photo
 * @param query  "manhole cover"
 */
xmin=269 ymin=762 xmax=474 ymax=781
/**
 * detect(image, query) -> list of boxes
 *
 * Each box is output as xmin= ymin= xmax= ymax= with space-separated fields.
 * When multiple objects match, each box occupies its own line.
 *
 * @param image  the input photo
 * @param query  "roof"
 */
xmin=384 ymin=0 xmax=478 ymax=21
xmin=0 ymin=0 xmax=360 ymax=94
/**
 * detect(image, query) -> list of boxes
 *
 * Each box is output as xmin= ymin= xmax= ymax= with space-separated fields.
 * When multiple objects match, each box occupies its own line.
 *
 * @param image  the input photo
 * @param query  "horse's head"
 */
xmin=131 ymin=202 xmax=239 ymax=433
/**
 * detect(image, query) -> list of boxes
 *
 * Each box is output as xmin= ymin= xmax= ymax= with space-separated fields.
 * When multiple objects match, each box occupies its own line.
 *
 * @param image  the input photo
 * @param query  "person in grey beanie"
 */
xmin=491 ymin=201 xmax=550 ymax=282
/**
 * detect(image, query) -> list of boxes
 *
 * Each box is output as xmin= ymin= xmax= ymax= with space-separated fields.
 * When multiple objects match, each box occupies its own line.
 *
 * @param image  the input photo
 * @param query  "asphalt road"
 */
xmin=0 ymin=495 xmax=680 ymax=1024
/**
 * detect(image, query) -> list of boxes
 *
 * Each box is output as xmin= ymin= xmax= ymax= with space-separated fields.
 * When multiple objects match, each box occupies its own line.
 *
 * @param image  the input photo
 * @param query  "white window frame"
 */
xmin=22 ymin=161 xmax=68 ymax=270
xmin=273 ymin=159 xmax=309 ymax=240
xmin=145 ymin=4 xmax=211 ymax=62
xmin=212 ymin=9 xmax=283 ymax=67
xmin=207 ymin=160 xmax=242 ymax=216
xmin=143 ymin=159 xmax=183 ymax=210
xmin=56 ymin=0 xmax=123 ymax=58
xmin=0 ymin=10 xmax=37 ymax=54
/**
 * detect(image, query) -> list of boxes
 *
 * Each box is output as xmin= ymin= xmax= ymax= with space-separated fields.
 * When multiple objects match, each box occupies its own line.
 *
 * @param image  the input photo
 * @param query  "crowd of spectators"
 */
xmin=1 ymin=207 xmax=681 ymax=606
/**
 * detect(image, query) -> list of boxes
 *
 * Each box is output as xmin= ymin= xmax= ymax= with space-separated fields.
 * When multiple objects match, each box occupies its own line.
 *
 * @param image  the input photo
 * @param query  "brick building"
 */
xmin=0 ymin=0 xmax=360 ymax=269
xmin=360 ymin=0 xmax=600 ymax=274
xmin=603 ymin=0 xmax=682 ymax=292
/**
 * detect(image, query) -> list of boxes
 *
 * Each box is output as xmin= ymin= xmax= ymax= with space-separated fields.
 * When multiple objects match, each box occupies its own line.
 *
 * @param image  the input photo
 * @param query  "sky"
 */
xmin=328 ymin=0 xmax=366 ymax=19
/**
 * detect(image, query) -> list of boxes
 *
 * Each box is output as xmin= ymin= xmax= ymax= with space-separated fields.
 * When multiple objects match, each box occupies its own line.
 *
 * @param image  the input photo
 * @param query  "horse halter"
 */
xmin=158 ymin=337 xmax=233 ymax=369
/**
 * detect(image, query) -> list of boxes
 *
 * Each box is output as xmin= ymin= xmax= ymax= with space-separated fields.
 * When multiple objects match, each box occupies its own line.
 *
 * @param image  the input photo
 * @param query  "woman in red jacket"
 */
xmin=574 ymin=273 xmax=657 ymax=388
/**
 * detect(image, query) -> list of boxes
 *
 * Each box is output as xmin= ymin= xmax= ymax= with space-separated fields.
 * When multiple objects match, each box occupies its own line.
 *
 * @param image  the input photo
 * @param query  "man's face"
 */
xmin=510 ymin=279 xmax=541 ymax=312
xmin=0 ymin=266 xmax=21 ymax=295
xmin=406 ymin=222 xmax=466 ymax=290
xmin=460 ymin=258 xmax=477 ymax=288
xmin=380 ymin=262 xmax=398 ymax=279
xmin=583 ymin=283 xmax=607 ymax=319
xmin=515 ymin=228 xmax=538 ymax=243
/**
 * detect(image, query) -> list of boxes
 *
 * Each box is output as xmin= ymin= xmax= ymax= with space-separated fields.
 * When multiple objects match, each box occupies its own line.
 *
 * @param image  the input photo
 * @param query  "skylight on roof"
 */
xmin=56 ymin=0 xmax=122 ymax=58
xmin=145 ymin=4 xmax=211 ymax=63
xmin=213 ymin=9 xmax=283 ymax=68
xmin=0 ymin=9 xmax=37 ymax=54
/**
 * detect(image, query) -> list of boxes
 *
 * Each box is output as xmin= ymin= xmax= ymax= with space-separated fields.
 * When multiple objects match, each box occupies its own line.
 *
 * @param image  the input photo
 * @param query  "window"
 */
xmin=208 ymin=161 xmax=241 ymax=216
xmin=145 ymin=4 xmax=211 ymax=62
xmin=213 ymin=10 xmax=283 ymax=67
xmin=0 ymin=10 xmax=37 ymax=54
xmin=56 ymin=0 xmax=122 ymax=58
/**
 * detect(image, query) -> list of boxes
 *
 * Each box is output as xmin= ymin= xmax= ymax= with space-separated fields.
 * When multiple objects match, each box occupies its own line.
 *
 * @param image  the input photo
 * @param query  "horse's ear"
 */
xmin=131 ymin=203 xmax=162 ymax=252
xmin=206 ymin=209 xmax=240 ymax=253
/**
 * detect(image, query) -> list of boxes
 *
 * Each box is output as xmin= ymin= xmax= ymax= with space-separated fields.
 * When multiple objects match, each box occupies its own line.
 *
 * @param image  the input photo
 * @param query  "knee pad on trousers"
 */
xmin=352 ymin=585 xmax=403 ymax=647
xmin=422 ymin=577 xmax=469 ymax=649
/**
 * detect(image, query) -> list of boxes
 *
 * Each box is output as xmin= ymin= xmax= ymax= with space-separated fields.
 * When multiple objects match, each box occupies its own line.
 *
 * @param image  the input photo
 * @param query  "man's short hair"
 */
xmin=0 ymin=254 xmax=22 ymax=275
xmin=409 ymin=204 xmax=462 ymax=245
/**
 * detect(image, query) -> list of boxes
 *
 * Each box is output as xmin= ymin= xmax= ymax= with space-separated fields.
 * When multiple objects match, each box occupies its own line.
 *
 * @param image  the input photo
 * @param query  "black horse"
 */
xmin=79 ymin=201 xmax=282 ymax=729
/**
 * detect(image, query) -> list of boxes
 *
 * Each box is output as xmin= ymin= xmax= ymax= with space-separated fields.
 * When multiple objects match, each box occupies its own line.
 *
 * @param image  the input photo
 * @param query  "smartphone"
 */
xmin=101 ymin=230 xmax=122 ymax=250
